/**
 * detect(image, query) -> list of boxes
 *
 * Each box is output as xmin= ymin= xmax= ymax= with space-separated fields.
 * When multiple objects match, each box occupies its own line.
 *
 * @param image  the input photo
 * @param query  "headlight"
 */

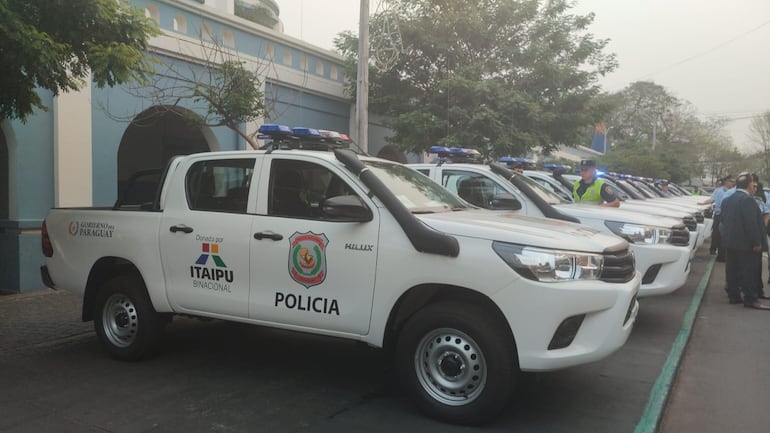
xmin=604 ymin=221 xmax=672 ymax=244
xmin=492 ymin=242 xmax=603 ymax=282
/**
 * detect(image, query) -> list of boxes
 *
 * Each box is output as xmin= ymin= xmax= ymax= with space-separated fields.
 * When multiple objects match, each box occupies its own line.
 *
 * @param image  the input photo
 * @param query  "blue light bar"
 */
xmin=291 ymin=127 xmax=322 ymax=137
xmin=258 ymin=124 xmax=292 ymax=134
xmin=429 ymin=146 xmax=451 ymax=154
xmin=449 ymin=147 xmax=480 ymax=156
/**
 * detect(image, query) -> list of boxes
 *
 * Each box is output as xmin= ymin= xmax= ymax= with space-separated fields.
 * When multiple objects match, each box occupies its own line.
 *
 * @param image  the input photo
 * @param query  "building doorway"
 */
xmin=117 ymin=106 xmax=210 ymax=206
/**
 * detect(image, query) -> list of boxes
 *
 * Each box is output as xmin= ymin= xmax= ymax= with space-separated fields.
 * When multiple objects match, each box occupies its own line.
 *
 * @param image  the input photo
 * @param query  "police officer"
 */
xmin=572 ymin=160 xmax=620 ymax=207
xmin=700 ymin=175 xmax=735 ymax=261
xmin=659 ymin=180 xmax=673 ymax=197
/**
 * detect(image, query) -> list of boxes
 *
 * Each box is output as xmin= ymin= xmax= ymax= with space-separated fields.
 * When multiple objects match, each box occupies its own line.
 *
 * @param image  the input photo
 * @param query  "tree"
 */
xmin=748 ymin=111 xmax=770 ymax=182
xmin=111 ymin=40 xmax=267 ymax=149
xmin=601 ymin=81 xmax=738 ymax=183
xmin=0 ymin=0 xmax=160 ymax=122
xmin=335 ymin=0 xmax=617 ymax=157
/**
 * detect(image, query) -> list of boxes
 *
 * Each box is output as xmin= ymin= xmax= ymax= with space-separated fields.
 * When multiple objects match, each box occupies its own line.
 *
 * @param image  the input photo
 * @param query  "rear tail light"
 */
xmin=42 ymin=221 xmax=53 ymax=257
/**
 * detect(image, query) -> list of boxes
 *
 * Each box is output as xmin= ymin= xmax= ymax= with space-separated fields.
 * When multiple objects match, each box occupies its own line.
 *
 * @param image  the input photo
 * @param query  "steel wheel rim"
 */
xmin=414 ymin=328 xmax=487 ymax=406
xmin=102 ymin=293 xmax=139 ymax=348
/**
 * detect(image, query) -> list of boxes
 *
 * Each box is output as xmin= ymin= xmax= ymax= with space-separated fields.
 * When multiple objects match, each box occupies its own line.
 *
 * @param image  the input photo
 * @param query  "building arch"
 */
xmin=117 ymin=106 xmax=213 ymax=203
xmin=0 ymin=120 xmax=17 ymax=220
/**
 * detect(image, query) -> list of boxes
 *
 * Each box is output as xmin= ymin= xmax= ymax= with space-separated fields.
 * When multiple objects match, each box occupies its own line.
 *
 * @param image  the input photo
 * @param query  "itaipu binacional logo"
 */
xmin=289 ymin=231 xmax=328 ymax=288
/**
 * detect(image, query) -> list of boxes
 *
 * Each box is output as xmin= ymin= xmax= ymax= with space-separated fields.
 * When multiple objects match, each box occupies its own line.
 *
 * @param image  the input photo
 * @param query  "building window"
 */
xmin=145 ymin=4 xmax=160 ymax=24
xmin=173 ymin=14 xmax=187 ymax=33
xmin=201 ymin=22 xmax=214 ymax=42
xmin=330 ymin=66 xmax=339 ymax=81
xmin=223 ymin=30 xmax=235 ymax=48
xmin=265 ymin=44 xmax=275 ymax=61
xmin=315 ymin=61 xmax=324 ymax=76
xmin=282 ymin=50 xmax=292 ymax=66
xmin=300 ymin=56 xmax=308 ymax=71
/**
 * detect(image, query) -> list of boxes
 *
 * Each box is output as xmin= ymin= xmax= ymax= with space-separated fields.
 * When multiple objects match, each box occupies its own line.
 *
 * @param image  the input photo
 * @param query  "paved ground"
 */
xmin=1 ymin=248 xmax=766 ymax=432
xmin=659 ymin=257 xmax=770 ymax=433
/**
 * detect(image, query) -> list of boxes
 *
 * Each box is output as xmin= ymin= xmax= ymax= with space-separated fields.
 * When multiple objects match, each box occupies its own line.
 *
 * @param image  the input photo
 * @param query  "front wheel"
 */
xmin=93 ymin=275 xmax=166 ymax=361
xmin=396 ymin=301 xmax=518 ymax=425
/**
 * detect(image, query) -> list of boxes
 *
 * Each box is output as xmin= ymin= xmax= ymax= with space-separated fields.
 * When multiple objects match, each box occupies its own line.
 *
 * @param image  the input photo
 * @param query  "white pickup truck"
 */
xmin=409 ymin=161 xmax=693 ymax=297
xmin=41 ymin=145 xmax=640 ymax=425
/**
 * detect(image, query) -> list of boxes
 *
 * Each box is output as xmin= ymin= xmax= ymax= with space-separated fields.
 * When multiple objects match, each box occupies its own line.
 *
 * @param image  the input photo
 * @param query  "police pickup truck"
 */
xmin=409 ymin=149 xmax=692 ymax=297
xmin=41 ymin=127 xmax=639 ymax=425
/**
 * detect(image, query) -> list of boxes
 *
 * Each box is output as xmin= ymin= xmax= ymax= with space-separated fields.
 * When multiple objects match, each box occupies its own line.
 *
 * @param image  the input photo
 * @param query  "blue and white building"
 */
xmin=0 ymin=0 xmax=396 ymax=293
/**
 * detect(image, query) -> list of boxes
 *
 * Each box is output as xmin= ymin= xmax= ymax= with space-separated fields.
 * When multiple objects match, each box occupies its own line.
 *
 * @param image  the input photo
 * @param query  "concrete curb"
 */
xmin=633 ymin=255 xmax=716 ymax=433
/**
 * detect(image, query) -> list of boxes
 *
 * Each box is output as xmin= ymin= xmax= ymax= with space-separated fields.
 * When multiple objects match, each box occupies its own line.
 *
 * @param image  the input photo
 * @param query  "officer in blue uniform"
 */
xmin=572 ymin=160 xmax=620 ymax=207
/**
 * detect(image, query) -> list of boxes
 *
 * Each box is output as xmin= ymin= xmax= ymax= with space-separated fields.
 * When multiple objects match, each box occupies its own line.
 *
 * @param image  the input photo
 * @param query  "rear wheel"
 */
xmin=93 ymin=275 xmax=166 ymax=361
xmin=396 ymin=301 xmax=518 ymax=425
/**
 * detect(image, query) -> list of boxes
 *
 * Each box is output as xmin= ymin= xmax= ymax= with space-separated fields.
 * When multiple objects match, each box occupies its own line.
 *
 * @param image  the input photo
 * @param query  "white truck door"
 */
xmin=249 ymin=156 xmax=379 ymax=335
xmin=160 ymin=156 xmax=258 ymax=318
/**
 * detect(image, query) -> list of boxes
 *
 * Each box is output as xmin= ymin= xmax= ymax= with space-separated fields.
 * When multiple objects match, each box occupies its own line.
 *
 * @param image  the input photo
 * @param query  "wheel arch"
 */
xmin=383 ymin=284 xmax=518 ymax=363
xmin=82 ymin=257 xmax=145 ymax=322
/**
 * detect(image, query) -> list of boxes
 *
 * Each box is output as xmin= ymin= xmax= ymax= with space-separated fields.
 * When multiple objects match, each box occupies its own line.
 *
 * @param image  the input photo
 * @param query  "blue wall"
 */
xmin=4 ymin=0 xmax=352 ymax=293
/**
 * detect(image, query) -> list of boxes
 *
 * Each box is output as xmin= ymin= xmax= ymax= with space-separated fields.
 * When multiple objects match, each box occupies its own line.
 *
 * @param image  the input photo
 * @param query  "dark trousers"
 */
xmin=725 ymin=248 xmax=760 ymax=304
xmin=710 ymin=214 xmax=722 ymax=257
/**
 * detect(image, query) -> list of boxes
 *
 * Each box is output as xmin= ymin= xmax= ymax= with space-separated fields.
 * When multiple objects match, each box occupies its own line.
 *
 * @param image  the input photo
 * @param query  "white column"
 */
xmin=53 ymin=77 xmax=93 ymax=207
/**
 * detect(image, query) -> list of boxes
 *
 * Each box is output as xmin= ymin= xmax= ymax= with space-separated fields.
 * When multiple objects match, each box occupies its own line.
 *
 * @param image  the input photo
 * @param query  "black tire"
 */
xmin=396 ymin=301 xmax=518 ymax=425
xmin=93 ymin=275 xmax=166 ymax=361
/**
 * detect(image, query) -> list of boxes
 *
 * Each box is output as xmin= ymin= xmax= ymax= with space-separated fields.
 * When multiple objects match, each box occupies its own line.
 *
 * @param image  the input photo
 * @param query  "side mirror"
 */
xmin=490 ymin=193 xmax=522 ymax=211
xmin=321 ymin=195 xmax=373 ymax=222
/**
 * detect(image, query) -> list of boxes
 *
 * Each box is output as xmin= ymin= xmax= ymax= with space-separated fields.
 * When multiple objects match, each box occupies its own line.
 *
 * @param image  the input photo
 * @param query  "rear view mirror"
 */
xmin=490 ymin=193 xmax=522 ymax=211
xmin=321 ymin=195 xmax=373 ymax=222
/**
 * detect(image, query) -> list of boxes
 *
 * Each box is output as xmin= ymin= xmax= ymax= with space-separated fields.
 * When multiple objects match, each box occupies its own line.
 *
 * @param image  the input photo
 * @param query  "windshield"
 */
xmin=364 ymin=161 xmax=469 ymax=213
xmin=631 ymin=180 xmax=663 ymax=198
xmin=510 ymin=171 xmax=570 ymax=205
xmin=599 ymin=178 xmax=630 ymax=200
xmin=613 ymin=179 xmax=648 ymax=200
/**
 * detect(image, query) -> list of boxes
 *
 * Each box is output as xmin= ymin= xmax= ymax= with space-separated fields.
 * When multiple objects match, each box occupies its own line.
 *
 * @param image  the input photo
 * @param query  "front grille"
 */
xmin=669 ymin=224 xmax=690 ymax=246
xmin=694 ymin=211 xmax=704 ymax=223
xmin=682 ymin=216 xmax=697 ymax=231
xmin=600 ymin=248 xmax=635 ymax=283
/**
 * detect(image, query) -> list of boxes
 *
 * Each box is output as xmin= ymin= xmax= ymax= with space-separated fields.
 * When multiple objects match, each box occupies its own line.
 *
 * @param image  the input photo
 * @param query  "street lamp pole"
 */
xmin=355 ymin=0 xmax=370 ymax=153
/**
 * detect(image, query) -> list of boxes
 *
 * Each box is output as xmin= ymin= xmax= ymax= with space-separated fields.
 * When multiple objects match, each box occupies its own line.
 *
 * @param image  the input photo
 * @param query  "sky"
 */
xmin=276 ymin=0 xmax=770 ymax=152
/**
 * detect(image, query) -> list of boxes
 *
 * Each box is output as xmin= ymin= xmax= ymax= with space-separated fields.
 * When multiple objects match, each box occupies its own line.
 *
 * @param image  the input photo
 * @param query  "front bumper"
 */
xmin=632 ymin=243 xmax=691 ymax=297
xmin=492 ymin=271 xmax=641 ymax=371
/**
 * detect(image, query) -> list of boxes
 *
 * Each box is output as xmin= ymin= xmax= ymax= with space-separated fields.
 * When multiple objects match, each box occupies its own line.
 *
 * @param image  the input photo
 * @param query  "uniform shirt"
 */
xmin=711 ymin=186 xmax=732 ymax=216
xmin=573 ymin=178 xmax=618 ymax=204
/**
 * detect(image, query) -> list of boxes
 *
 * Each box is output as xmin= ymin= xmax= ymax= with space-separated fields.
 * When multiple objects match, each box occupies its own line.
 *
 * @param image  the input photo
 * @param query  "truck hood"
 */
xmin=610 ymin=202 xmax=692 ymax=219
xmin=553 ymin=203 xmax=683 ymax=228
xmin=417 ymin=209 xmax=628 ymax=253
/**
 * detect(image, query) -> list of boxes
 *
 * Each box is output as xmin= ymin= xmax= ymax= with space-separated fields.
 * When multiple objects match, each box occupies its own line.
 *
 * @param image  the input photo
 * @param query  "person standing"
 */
xmin=751 ymin=176 xmax=770 ymax=297
xmin=720 ymin=172 xmax=770 ymax=310
xmin=572 ymin=160 xmax=620 ymax=207
xmin=700 ymin=175 xmax=735 ymax=261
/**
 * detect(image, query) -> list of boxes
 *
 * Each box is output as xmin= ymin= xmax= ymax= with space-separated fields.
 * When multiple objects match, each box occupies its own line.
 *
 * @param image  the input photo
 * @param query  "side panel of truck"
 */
xmin=247 ymin=154 xmax=380 ymax=335
xmin=159 ymin=155 xmax=261 ymax=319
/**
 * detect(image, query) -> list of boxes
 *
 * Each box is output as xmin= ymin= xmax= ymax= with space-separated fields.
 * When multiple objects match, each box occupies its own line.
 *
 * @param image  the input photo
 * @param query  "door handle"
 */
xmin=169 ymin=225 xmax=194 ymax=234
xmin=254 ymin=231 xmax=283 ymax=241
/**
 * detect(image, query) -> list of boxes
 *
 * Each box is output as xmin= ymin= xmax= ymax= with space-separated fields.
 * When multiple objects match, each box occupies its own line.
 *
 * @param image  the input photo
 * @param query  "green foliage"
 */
xmin=0 ymin=0 xmax=160 ymax=122
xmin=234 ymin=3 xmax=278 ymax=28
xmin=601 ymin=80 xmax=740 ymax=184
xmin=335 ymin=0 xmax=616 ymax=157
xmin=748 ymin=111 xmax=770 ymax=182
xmin=191 ymin=60 xmax=266 ymax=129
